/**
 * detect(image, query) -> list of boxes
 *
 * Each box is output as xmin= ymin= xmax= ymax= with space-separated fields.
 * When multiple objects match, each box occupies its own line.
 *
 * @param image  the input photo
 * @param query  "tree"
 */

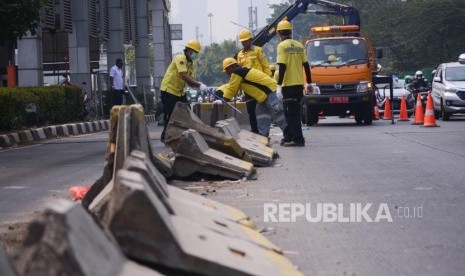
xmin=195 ymin=40 xmax=240 ymax=86
xmin=265 ymin=0 xmax=465 ymax=75
xmin=0 ymin=0 xmax=45 ymax=42
xmin=265 ymin=1 xmax=325 ymax=62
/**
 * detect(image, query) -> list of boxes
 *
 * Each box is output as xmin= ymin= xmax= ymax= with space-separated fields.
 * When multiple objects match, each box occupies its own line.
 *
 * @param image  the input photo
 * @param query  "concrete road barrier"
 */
xmin=9 ymin=199 xmax=163 ymax=276
xmin=192 ymin=102 xmax=249 ymax=127
xmin=219 ymin=117 xmax=269 ymax=146
xmin=121 ymin=151 xmax=281 ymax=251
xmin=105 ymin=169 xmax=302 ymax=276
xmin=216 ymin=118 xmax=276 ymax=167
xmin=83 ymin=104 xmax=172 ymax=209
xmin=165 ymin=102 xmax=253 ymax=164
xmin=124 ymin=150 xmax=255 ymax=228
xmin=173 ymin=129 xmax=254 ymax=179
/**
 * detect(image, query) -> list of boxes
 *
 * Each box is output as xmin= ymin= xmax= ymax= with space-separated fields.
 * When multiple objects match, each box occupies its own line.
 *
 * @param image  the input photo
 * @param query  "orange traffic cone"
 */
xmin=319 ymin=111 xmax=326 ymax=119
xmin=382 ymin=97 xmax=392 ymax=120
xmin=398 ymin=95 xmax=409 ymax=121
xmin=374 ymin=99 xmax=380 ymax=120
xmin=412 ymin=93 xmax=424 ymax=125
xmin=422 ymin=93 xmax=439 ymax=127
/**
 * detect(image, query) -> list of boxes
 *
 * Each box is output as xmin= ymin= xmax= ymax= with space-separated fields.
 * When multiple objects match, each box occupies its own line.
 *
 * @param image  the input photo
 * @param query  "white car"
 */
xmin=431 ymin=53 xmax=465 ymax=120
xmin=376 ymin=78 xmax=415 ymax=117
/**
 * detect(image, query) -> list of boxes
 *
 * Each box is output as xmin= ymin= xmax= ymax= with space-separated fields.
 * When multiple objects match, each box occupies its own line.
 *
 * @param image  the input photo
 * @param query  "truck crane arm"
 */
xmin=251 ymin=0 xmax=360 ymax=47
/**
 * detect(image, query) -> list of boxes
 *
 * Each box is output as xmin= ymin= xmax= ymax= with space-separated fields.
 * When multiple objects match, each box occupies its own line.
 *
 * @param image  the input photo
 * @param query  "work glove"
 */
xmin=304 ymin=83 xmax=312 ymax=94
xmin=199 ymin=82 xmax=208 ymax=93
xmin=213 ymin=99 xmax=223 ymax=105
xmin=276 ymin=85 xmax=283 ymax=101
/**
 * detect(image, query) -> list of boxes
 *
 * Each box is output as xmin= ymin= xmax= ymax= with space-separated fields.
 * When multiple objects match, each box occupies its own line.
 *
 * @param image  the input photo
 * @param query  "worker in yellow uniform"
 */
xmin=160 ymin=39 xmax=208 ymax=143
xmin=235 ymin=29 xmax=272 ymax=134
xmin=216 ymin=58 xmax=290 ymax=140
xmin=276 ymin=20 xmax=311 ymax=147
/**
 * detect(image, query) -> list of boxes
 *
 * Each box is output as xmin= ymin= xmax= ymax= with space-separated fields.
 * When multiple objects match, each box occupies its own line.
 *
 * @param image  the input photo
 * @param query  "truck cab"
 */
xmin=302 ymin=25 xmax=378 ymax=125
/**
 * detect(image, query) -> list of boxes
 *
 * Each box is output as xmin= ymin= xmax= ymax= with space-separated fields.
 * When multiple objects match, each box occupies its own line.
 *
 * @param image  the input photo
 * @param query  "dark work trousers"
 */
xmin=246 ymin=98 xmax=259 ymax=134
xmin=112 ymin=89 xmax=124 ymax=106
xmin=282 ymin=85 xmax=304 ymax=143
xmin=160 ymin=90 xmax=188 ymax=141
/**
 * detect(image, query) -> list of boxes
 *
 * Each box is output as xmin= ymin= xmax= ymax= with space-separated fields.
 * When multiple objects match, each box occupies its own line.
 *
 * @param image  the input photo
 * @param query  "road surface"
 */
xmin=1 ymin=116 xmax=465 ymax=275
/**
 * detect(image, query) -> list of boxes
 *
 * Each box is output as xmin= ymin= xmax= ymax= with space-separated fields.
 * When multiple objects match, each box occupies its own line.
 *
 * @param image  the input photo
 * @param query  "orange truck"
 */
xmin=301 ymin=25 xmax=382 ymax=125
xmin=252 ymin=0 xmax=383 ymax=125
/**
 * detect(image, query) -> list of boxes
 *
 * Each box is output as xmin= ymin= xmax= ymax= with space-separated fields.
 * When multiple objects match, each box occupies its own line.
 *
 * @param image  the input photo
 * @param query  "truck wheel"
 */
xmin=363 ymin=106 xmax=373 ymax=125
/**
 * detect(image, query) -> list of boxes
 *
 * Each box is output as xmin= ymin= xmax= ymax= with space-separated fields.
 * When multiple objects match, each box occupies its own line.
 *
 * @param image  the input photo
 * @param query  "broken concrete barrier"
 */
xmin=10 ymin=199 xmax=163 ymax=276
xmin=106 ymin=169 xmax=303 ymax=276
xmin=164 ymin=102 xmax=252 ymax=164
xmin=173 ymin=129 xmax=254 ymax=179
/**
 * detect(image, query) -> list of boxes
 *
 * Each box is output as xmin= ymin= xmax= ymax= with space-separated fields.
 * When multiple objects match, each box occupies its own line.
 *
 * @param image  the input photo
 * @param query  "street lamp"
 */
xmin=208 ymin=13 xmax=214 ymax=44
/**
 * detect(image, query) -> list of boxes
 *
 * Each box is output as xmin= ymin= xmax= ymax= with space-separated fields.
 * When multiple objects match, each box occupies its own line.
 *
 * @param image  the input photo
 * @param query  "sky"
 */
xmin=169 ymin=0 xmax=285 ymax=53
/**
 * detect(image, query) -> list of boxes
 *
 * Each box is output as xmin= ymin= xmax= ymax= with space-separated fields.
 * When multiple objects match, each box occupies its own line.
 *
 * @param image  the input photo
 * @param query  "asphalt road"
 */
xmin=209 ymin=115 xmax=465 ymax=276
xmin=0 ymin=133 xmax=108 ymax=223
xmin=1 ymin=116 xmax=465 ymax=276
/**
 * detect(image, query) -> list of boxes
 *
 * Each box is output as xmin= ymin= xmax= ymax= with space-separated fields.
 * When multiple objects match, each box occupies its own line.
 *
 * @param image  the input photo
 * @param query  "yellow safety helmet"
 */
xmin=277 ymin=20 xmax=292 ymax=31
xmin=186 ymin=39 xmax=201 ymax=53
xmin=269 ymin=64 xmax=276 ymax=71
xmin=328 ymin=55 xmax=337 ymax=62
xmin=238 ymin=29 xmax=253 ymax=42
xmin=222 ymin=57 xmax=238 ymax=72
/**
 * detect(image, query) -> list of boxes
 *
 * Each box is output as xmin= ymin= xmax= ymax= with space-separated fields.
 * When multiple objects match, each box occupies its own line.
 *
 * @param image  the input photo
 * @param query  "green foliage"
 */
xmin=264 ymin=1 xmax=327 ymax=62
xmin=195 ymin=40 xmax=240 ymax=86
xmin=0 ymin=0 xmax=46 ymax=42
xmin=0 ymin=86 xmax=83 ymax=131
xmin=265 ymin=0 xmax=465 ymax=75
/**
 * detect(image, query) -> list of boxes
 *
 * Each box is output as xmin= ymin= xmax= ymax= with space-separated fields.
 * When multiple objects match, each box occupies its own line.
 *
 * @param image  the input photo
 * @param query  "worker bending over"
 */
xmin=216 ymin=57 xmax=290 ymax=141
xmin=235 ymin=29 xmax=272 ymax=134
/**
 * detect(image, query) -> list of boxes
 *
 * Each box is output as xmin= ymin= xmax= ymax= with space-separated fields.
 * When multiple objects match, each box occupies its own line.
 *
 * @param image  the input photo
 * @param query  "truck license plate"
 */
xmin=330 ymin=96 xmax=349 ymax=103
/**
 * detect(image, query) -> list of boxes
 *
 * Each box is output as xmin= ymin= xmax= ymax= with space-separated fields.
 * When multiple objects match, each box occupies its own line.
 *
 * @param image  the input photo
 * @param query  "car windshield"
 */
xmin=445 ymin=67 xmax=465 ymax=81
xmin=307 ymin=38 xmax=368 ymax=67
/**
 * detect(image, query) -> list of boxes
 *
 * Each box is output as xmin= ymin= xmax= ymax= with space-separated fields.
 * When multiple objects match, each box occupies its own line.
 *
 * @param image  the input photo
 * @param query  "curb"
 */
xmin=0 ymin=115 xmax=156 ymax=150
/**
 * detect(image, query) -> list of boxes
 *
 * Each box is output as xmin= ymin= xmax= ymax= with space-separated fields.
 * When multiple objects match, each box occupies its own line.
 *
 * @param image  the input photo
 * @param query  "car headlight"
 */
xmin=445 ymin=87 xmax=458 ymax=93
xmin=356 ymin=81 xmax=371 ymax=93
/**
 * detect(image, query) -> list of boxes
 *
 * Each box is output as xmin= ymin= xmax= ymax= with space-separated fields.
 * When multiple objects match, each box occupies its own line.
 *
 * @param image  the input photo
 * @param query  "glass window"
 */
xmin=445 ymin=66 xmax=465 ymax=81
xmin=307 ymin=39 xmax=368 ymax=66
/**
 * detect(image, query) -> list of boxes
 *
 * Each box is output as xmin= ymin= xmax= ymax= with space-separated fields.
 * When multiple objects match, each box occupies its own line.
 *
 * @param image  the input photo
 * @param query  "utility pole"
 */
xmin=208 ymin=13 xmax=214 ymax=44
xmin=248 ymin=0 xmax=258 ymax=35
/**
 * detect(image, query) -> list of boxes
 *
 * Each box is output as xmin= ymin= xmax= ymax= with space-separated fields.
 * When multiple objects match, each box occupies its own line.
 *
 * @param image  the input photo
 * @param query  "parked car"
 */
xmin=431 ymin=53 xmax=465 ymax=120
xmin=376 ymin=78 xmax=415 ymax=117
